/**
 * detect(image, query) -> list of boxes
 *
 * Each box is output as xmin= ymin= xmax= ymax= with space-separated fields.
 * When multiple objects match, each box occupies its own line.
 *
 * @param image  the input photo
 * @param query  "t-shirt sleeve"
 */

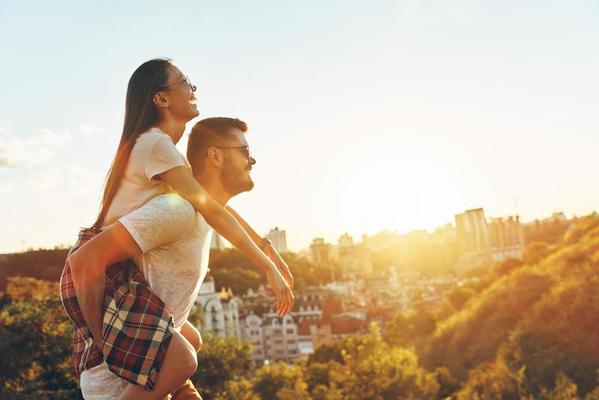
xmin=119 ymin=194 xmax=195 ymax=253
xmin=145 ymin=135 xmax=186 ymax=180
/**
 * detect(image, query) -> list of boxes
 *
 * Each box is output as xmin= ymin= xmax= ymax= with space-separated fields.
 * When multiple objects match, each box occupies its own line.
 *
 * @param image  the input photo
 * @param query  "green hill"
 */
xmin=422 ymin=214 xmax=599 ymax=396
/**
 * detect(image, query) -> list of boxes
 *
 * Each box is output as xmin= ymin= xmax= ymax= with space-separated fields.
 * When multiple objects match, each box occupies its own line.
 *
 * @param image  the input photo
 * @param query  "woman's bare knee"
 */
xmin=180 ymin=320 xmax=202 ymax=352
xmin=170 ymin=331 xmax=198 ymax=377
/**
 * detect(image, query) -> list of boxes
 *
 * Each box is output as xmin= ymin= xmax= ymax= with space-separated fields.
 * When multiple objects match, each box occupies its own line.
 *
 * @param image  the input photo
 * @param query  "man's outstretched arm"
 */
xmin=68 ymin=223 xmax=142 ymax=347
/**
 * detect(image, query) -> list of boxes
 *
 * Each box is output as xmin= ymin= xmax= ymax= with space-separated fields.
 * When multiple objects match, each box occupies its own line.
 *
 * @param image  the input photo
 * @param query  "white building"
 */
xmin=324 ymin=280 xmax=359 ymax=297
xmin=455 ymin=208 xmax=526 ymax=266
xmin=455 ymin=208 xmax=490 ymax=258
xmin=267 ymin=227 xmax=288 ymax=253
xmin=337 ymin=233 xmax=373 ymax=278
xmin=292 ymin=287 xmax=325 ymax=323
xmin=309 ymin=237 xmax=332 ymax=264
xmin=488 ymin=216 xmax=525 ymax=262
xmin=242 ymin=314 xmax=301 ymax=365
xmin=195 ymin=278 xmax=242 ymax=338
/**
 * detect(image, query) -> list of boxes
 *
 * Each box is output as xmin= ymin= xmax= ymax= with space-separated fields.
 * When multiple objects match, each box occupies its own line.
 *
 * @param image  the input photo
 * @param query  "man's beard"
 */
xmin=221 ymin=163 xmax=254 ymax=196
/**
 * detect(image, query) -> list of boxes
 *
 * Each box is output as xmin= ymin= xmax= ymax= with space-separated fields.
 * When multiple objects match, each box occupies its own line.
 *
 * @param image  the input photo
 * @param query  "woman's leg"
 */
xmin=180 ymin=320 xmax=202 ymax=353
xmin=170 ymin=321 xmax=203 ymax=399
xmin=116 ymin=330 xmax=198 ymax=400
xmin=171 ymin=379 xmax=203 ymax=400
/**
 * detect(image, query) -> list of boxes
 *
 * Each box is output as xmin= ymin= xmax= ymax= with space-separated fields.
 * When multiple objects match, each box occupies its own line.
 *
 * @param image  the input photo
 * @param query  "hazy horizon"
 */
xmin=0 ymin=206 xmax=590 ymax=255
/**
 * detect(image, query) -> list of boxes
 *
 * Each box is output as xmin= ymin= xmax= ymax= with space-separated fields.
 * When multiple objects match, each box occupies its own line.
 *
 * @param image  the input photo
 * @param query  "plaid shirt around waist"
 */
xmin=59 ymin=228 xmax=175 ymax=390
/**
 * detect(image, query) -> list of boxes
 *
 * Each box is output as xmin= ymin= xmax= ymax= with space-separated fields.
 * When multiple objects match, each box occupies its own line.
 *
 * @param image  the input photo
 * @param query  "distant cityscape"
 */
xmin=0 ymin=207 xmax=572 ymax=367
xmin=197 ymin=207 xmax=570 ymax=366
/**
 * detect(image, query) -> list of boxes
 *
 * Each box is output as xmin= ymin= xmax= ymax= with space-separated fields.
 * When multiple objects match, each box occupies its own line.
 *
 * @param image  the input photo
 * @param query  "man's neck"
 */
xmin=194 ymin=173 xmax=231 ymax=207
xmin=154 ymin=119 xmax=186 ymax=144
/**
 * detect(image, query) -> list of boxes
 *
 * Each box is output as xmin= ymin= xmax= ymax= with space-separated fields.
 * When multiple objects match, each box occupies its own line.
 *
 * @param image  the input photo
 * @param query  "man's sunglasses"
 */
xmin=213 ymin=145 xmax=253 ymax=161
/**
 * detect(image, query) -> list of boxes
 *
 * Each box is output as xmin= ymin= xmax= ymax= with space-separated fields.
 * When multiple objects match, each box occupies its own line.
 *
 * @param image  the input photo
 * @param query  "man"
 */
xmin=62 ymin=117 xmax=294 ymax=399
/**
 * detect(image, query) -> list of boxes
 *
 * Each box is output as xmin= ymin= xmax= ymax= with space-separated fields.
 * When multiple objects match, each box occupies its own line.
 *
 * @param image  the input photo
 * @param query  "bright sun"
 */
xmin=340 ymin=153 xmax=465 ymax=235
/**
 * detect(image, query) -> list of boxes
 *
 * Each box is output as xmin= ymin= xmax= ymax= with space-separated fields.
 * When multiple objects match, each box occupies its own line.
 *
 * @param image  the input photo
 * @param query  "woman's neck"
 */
xmin=154 ymin=120 xmax=186 ymax=144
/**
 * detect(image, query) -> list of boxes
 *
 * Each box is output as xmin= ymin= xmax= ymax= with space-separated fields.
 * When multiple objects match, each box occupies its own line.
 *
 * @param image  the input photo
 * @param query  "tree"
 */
xmin=215 ymin=378 xmax=259 ymax=400
xmin=309 ymin=324 xmax=439 ymax=400
xmin=522 ymin=242 xmax=552 ymax=265
xmin=433 ymin=367 xmax=460 ymax=399
xmin=0 ymin=249 xmax=69 ymax=290
xmin=0 ymin=277 xmax=80 ymax=399
xmin=251 ymin=362 xmax=309 ymax=400
xmin=445 ymin=286 xmax=476 ymax=311
xmin=456 ymin=361 xmax=520 ymax=400
xmin=191 ymin=333 xmax=253 ymax=399
xmin=508 ymin=272 xmax=599 ymax=396
xmin=539 ymin=372 xmax=580 ymax=400
xmin=384 ymin=307 xmax=437 ymax=348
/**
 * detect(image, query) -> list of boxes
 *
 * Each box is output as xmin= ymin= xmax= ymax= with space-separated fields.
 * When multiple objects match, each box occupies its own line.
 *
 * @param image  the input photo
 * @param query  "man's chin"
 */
xmin=225 ymin=180 xmax=254 ymax=197
xmin=240 ymin=181 xmax=255 ymax=193
xmin=246 ymin=176 xmax=255 ymax=190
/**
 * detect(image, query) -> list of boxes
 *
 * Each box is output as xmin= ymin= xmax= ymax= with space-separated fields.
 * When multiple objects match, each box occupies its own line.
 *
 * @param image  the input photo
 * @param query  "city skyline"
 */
xmin=1 ymin=1 xmax=598 ymax=253
xmin=1 ymin=204 xmax=579 ymax=255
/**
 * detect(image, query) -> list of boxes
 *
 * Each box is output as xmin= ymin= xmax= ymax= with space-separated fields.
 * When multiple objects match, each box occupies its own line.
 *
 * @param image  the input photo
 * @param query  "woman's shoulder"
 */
xmin=136 ymin=127 xmax=173 ymax=146
xmin=132 ymin=128 xmax=177 ymax=158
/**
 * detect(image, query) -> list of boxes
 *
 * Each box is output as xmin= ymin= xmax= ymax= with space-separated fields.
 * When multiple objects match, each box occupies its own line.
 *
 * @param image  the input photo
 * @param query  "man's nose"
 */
xmin=249 ymin=156 xmax=256 ymax=165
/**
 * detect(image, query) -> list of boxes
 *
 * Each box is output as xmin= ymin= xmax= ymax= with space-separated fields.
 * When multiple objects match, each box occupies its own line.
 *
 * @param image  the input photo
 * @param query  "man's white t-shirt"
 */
xmin=120 ymin=194 xmax=213 ymax=328
xmin=80 ymin=194 xmax=213 ymax=399
xmin=104 ymin=127 xmax=189 ymax=227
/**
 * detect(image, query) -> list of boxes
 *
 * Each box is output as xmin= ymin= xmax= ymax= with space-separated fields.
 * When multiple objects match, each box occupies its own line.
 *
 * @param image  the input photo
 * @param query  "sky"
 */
xmin=0 ymin=0 xmax=598 ymax=253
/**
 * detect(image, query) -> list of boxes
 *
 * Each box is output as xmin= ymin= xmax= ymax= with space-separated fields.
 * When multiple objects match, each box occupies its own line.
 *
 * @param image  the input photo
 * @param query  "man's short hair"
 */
xmin=187 ymin=117 xmax=248 ymax=175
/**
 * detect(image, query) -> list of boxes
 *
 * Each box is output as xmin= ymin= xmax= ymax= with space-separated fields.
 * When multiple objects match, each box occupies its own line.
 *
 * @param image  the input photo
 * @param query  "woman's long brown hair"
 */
xmin=91 ymin=58 xmax=172 ymax=230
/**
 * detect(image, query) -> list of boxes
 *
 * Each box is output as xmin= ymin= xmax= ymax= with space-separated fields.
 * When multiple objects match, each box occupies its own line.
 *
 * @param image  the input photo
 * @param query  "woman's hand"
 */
xmin=263 ymin=245 xmax=294 ymax=291
xmin=265 ymin=266 xmax=294 ymax=316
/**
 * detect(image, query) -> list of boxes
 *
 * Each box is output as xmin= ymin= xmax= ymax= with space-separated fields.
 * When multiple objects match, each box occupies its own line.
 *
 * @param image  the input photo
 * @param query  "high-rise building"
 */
xmin=267 ymin=227 xmax=287 ymax=253
xmin=488 ymin=216 xmax=524 ymax=261
xmin=455 ymin=208 xmax=489 ymax=255
xmin=309 ymin=237 xmax=331 ymax=264
xmin=338 ymin=233 xmax=354 ymax=248
xmin=337 ymin=233 xmax=373 ymax=278
xmin=455 ymin=208 xmax=525 ymax=266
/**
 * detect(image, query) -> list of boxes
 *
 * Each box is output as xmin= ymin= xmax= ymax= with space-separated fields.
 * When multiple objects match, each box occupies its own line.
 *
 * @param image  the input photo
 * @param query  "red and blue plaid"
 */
xmin=59 ymin=228 xmax=175 ymax=390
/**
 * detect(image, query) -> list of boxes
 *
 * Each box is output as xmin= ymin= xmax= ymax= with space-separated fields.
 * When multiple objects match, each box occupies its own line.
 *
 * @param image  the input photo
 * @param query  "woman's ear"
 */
xmin=153 ymin=92 xmax=169 ymax=108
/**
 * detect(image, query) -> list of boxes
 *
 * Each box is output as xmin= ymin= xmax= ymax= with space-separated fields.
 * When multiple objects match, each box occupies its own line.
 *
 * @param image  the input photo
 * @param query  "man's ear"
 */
xmin=207 ymin=147 xmax=223 ymax=165
xmin=152 ymin=92 xmax=169 ymax=108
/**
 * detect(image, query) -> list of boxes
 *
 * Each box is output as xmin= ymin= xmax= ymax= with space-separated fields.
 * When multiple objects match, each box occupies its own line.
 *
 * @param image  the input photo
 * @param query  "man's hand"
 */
xmin=263 ymin=245 xmax=294 ymax=290
xmin=265 ymin=266 xmax=294 ymax=316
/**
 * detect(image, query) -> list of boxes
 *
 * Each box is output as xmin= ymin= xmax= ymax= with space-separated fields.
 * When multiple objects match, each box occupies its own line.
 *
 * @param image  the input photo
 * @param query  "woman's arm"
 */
xmin=225 ymin=205 xmax=294 ymax=290
xmin=68 ymin=223 xmax=142 ymax=346
xmin=159 ymin=166 xmax=294 ymax=316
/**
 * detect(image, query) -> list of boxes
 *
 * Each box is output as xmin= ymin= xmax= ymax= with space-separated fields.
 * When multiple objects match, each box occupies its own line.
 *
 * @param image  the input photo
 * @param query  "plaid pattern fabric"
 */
xmin=59 ymin=228 xmax=175 ymax=390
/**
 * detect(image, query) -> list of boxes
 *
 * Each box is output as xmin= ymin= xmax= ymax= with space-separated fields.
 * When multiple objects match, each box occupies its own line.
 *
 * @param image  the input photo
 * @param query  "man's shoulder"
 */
xmin=120 ymin=194 xmax=195 ymax=233
xmin=119 ymin=194 xmax=196 ymax=253
xmin=144 ymin=194 xmax=194 ymax=216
